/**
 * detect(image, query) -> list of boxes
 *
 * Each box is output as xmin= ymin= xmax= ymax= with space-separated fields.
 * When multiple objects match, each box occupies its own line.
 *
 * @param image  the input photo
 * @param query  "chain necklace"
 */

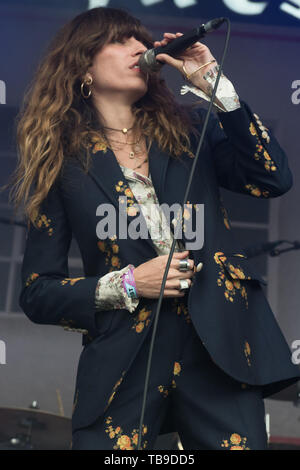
xmin=111 ymin=141 xmax=149 ymax=171
xmin=108 ymin=136 xmax=150 ymax=172
xmin=103 ymin=129 xmax=148 ymax=169
xmin=100 ymin=123 xmax=150 ymax=172
xmin=102 ymin=125 xmax=134 ymax=134
xmin=108 ymin=133 xmax=143 ymax=158
xmin=127 ymin=156 xmax=148 ymax=172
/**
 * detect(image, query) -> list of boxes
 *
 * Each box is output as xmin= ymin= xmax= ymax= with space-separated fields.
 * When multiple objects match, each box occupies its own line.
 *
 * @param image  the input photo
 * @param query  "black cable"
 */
xmin=137 ymin=18 xmax=232 ymax=450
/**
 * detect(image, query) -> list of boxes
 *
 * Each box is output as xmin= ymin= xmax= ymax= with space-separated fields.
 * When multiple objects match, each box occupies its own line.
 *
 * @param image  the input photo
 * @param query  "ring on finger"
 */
xmin=179 ymin=259 xmax=190 ymax=272
xmin=179 ymin=279 xmax=190 ymax=291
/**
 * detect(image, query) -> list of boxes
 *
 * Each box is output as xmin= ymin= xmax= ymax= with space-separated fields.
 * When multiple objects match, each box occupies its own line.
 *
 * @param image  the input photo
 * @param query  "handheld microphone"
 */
xmin=138 ymin=17 xmax=226 ymax=73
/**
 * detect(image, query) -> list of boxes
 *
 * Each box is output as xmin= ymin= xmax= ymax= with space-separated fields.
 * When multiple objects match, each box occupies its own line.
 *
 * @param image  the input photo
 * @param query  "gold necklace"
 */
xmin=103 ymin=125 xmax=134 ymax=134
xmin=105 ymin=132 xmax=145 ymax=162
xmin=113 ymin=139 xmax=151 ymax=172
xmin=108 ymin=135 xmax=141 ymax=145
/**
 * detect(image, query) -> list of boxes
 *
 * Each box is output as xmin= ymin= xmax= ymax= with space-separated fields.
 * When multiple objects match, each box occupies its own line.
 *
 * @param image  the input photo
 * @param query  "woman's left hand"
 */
xmin=154 ymin=32 xmax=218 ymax=91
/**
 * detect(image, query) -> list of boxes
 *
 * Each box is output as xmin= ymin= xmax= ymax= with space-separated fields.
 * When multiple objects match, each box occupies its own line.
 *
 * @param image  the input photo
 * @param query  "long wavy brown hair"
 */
xmin=4 ymin=7 xmax=200 ymax=229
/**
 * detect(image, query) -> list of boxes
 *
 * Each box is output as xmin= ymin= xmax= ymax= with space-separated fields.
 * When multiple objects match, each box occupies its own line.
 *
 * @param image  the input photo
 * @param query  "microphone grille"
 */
xmin=138 ymin=50 xmax=162 ymax=73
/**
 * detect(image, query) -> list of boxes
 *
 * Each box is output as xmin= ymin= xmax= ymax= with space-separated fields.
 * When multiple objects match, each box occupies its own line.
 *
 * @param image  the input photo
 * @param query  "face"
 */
xmin=87 ymin=35 xmax=149 ymax=104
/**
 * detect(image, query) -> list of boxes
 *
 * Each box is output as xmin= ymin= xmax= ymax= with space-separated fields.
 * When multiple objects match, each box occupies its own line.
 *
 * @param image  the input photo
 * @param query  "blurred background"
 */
xmin=0 ymin=0 xmax=300 ymax=450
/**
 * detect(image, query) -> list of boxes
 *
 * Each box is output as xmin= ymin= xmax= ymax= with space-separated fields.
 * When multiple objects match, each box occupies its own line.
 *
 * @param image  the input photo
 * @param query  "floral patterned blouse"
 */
xmin=94 ymin=165 xmax=183 ymax=313
xmin=94 ymin=70 xmax=241 ymax=314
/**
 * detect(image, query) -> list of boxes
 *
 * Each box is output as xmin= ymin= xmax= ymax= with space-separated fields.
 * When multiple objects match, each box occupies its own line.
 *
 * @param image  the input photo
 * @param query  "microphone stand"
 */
xmin=137 ymin=18 xmax=232 ymax=450
xmin=268 ymin=241 xmax=300 ymax=257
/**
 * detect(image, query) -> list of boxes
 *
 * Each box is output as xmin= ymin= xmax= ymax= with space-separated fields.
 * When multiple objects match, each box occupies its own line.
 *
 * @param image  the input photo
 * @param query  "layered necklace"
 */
xmin=103 ymin=125 xmax=149 ymax=172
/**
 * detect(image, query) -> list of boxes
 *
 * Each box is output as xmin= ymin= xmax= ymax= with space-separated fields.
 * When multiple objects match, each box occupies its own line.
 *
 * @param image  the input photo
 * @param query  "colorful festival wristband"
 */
xmin=122 ymin=266 xmax=138 ymax=299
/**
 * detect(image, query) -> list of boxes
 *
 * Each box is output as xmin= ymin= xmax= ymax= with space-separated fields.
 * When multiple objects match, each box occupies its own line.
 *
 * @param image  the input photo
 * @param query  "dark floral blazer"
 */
xmin=19 ymin=101 xmax=300 ymax=434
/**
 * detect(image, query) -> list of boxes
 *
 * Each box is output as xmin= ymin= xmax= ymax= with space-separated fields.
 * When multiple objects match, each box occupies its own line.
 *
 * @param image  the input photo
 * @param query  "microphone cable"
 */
xmin=137 ymin=18 xmax=232 ymax=450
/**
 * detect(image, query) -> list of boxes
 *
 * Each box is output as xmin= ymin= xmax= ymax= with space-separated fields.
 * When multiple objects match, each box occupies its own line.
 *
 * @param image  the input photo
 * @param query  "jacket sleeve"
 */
xmin=19 ymin=180 xmax=104 ymax=337
xmin=205 ymin=100 xmax=293 ymax=198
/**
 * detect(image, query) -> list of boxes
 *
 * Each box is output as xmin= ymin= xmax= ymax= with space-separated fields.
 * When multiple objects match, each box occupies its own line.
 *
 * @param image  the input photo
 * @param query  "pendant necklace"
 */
xmin=102 ymin=125 xmax=149 ymax=172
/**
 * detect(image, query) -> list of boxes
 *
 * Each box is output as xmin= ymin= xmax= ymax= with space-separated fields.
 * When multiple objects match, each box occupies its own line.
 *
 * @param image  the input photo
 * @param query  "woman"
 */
xmin=9 ymin=7 xmax=300 ymax=450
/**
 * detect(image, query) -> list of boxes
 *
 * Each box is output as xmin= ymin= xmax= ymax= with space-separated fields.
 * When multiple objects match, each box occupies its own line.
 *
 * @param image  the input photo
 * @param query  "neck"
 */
xmin=92 ymin=92 xmax=136 ymax=131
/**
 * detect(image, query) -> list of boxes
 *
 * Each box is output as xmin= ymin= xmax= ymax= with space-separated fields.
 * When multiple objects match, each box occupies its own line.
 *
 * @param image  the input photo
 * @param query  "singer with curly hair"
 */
xmin=8 ymin=7 xmax=300 ymax=450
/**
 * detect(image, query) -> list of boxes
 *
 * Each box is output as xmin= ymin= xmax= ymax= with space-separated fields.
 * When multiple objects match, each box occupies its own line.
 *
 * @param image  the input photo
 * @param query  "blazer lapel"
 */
xmin=87 ymin=140 xmax=171 ymax=256
xmin=147 ymin=139 xmax=170 ymax=206
xmin=148 ymin=140 xmax=189 ymax=250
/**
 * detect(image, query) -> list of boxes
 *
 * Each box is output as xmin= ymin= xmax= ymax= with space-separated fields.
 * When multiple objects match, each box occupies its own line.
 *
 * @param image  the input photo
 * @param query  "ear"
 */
xmin=83 ymin=74 xmax=93 ymax=84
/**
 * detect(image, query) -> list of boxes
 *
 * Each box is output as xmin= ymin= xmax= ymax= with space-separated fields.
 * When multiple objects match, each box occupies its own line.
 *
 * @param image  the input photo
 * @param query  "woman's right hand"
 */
xmin=133 ymin=250 xmax=196 ymax=299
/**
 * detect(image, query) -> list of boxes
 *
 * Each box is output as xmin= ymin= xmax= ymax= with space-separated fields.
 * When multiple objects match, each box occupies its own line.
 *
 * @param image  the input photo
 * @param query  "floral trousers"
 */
xmin=71 ymin=298 xmax=268 ymax=450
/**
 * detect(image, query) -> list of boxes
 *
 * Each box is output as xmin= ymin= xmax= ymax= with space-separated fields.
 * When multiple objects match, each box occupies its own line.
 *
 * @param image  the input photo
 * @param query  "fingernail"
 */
xmin=196 ymin=262 xmax=203 ymax=272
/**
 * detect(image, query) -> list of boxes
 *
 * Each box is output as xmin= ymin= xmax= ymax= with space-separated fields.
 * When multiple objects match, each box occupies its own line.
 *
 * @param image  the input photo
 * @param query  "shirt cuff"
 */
xmin=95 ymin=264 xmax=140 ymax=313
xmin=180 ymin=64 xmax=241 ymax=113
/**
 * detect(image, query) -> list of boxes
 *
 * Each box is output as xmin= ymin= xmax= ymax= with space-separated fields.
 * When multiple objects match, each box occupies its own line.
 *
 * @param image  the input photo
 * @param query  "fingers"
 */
xmin=154 ymin=32 xmax=183 ymax=48
xmin=161 ymin=248 xmax=203 ymax=297
xmin=169 ymin=267 xmax=194 ymax=280
xmin=175 ymin=259 xmax=204 ymax=274
xmin=155 ymin=52 xmax=185 ymax=71
xmin=172 ymin=251 xmax=195 ymax=272
xmin=164 ymin=277 xmax=192 ymax=297
xmin=177 ymin=257 xmax=195 ymax=272
xmin=165 ymin=276 xmax=193 ymax=290
xmin=173 ymin=250 xmax=190 ymax=257
xmin=159 ymin=32 xmax=202 ymax=49
xmin=164 ymin=290 xmax=185 ymax=298
xmin=172 ymin=251 xmax=193 ymax=270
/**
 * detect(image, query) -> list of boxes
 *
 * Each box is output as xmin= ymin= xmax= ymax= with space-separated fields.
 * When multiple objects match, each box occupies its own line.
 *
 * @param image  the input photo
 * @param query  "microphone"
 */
xmin=138 ymin=17 xmax=226 ymax=73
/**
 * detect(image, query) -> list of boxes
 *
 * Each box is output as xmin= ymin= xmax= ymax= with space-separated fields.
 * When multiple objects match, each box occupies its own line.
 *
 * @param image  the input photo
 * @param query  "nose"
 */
xmin=131 ymin=37 xmax=147 ymax=56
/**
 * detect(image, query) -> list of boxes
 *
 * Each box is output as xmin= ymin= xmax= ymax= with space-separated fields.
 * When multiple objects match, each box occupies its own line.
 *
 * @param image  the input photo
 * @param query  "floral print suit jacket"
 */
xmin=19 ymin=100 xmax=300 ymax=434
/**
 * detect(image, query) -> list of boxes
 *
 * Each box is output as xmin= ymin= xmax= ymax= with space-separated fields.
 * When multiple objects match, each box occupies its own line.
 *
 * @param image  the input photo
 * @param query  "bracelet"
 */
xmin=122 ymin=267 xmax=139 ymax=299
xmin=182 ymin=59 xmax=216 ymax=81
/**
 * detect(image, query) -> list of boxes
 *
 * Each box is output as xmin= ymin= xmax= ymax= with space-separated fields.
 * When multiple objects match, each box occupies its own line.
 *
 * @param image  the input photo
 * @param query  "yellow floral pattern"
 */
xmin=131 ymin=306 xmax=151 ymax=333
xmin=174 ymin=361 xmax=181 ymax=376
xmin=88 ymin=134 xmax=108 ymax=154
xmin=214 ymin=252 xmax=249 ymax=308
xmin=115 ymin=180 xmax=139 ymax=217
xmin=253 ymin=113 xmax=270 ymax=143
xmin=219 ymin=200 xmax=231 ymax=230
xmin=97 ymin=239 xmax=122 ymax=272
xmin=158 ymin=361 xmax=182 ymax=397
xmin=157 ymin=385 xmax=170 ymax=398
xmin=182 ymin=200 xmax=200 ymax=235
xmin=25 ymin=272 xmax=39 ymax=287
xmin=171 ymin=361 xmax=182 ymax=390
xmin=245 ymin=183 xmax=270 ymax=198
xmin=105 ymin=416 xmax=148 ymax=450
xmin=249 ymin=122 xmax=277 ymax=172
xmin=172 ymin=298 xmax=191 ymax=324
xmin=105 ymin=371 xmax=127 ymax=411
xmin=221 ymin=433 xmax=250 ymax=450
xmin=60 ymin=277 xmax=85 ymax=286
xmin=35 ymin=213 xmax=53 ymax=236
xmin=244 ymin=341 xmax=251 ymax=367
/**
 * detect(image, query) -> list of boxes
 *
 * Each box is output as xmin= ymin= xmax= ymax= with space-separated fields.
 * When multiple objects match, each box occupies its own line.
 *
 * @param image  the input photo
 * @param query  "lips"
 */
xmin=129 ymin=60 xmax=141 ymax=69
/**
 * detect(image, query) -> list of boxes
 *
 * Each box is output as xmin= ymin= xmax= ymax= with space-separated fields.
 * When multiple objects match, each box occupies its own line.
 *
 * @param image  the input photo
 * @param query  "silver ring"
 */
xmin=179 ymin=259 xmax=190 ymax=272
xmin=179 ymin=279 xmax=190 ymax=291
